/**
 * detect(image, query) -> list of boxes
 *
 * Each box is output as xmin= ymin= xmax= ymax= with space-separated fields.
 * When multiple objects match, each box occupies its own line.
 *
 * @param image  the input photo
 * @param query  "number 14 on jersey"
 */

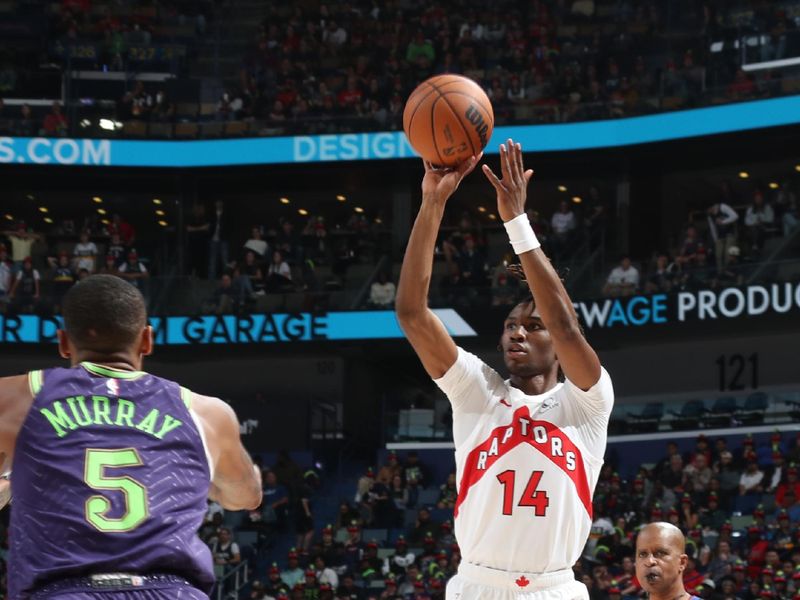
xmin=496 ymin=470 xmax=550 ymax=517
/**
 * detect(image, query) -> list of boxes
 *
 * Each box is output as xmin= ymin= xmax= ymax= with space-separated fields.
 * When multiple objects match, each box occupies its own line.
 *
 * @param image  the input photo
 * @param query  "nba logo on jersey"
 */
xmin=106 ymin=378 xmax=119 ymax=397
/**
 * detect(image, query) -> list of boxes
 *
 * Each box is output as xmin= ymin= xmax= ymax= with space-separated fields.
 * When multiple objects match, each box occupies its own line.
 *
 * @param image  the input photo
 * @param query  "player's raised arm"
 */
xmin=191 ymin=393 xmax=262 ymax=511
xmin=396 ymin=155 xmax=480 ymax=378
xmin=482 ymin=140 xmax=601 ymax=390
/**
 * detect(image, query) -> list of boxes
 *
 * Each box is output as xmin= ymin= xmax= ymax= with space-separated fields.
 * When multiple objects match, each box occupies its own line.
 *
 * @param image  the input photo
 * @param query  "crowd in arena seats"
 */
xmin=0 ymin=214 xmax=149 ymax=315
xmin=225 ymin=0 xmax=800 ymax=136
xmin=192 ymin=430 xmax=800 ymax=600
xmin=603 ymin=180 xmax=800 ymax=298
xmin=4 ymin=0 xmax=798 ymax=138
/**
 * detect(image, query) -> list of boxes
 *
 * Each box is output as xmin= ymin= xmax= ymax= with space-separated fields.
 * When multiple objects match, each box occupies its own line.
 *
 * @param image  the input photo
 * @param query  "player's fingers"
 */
xmin=498 ymin=143 xmax=510 ymax=180
xmin=423 ymin=159 xmax=432 ymax=172
xmin=482 ymin=164 xmax=503 ymax=191
xmin=505 ymin=139 xmax=521 ymax=185
xmin=524 ymin=169 xmax=534 ymax=183
xmin=516 ymin=143 xmax=525 ymax=179
xmin=510 ymin=140 xmax=523 ymax=183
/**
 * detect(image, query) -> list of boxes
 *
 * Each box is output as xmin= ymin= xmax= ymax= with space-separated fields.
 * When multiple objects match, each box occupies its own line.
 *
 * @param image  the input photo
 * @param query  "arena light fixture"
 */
xmin=101 ymin=219 xmax=110 ymax=225
xmin=375 ymin=217 xmax=383 ymax=224
xmin=354 ymin=207 xmax=365 ymax=213
xmin=558 ymin=185 xmax=567 ymax=192
xmin=38 ymin=206 xmax=48 ymax=213
xmin=97 ymin=208 xmax=107 ymax=215
xmin=158 ymin=220 xmax=168 ymax=227
xmin=769 ymin=182 xmax=780 ymax=189
xmin=795 ymin=165 xmax=800 ymax=173
xmin=336 ymin=194 xmax=346 ymax=202
xmin=152 ymin=198 xmax=162 ymax=205
xmin=488 ymin=214 xmax=497 ymax=220
xmin=572 ymin=196 xmax=583 ymax=204
xmin=739 ymin=171 xmax=749 ymax=179
xmin=280 ymin=197 xmax=290 ymax=204
xmin=26 ymin=194 xmax=35 ymax=200
xmin=155 ymin=209 xmax=165 ymax=216
xmin=298 ymin=208 xmax=309 ymax=216
xmin=92 ymin=196 xmax=103 ymax=203
xmin=477 ymin=206 xmax=487 ymax=213
xmin=44 ymin=217 xmax=53 ymax=224
xmin=4 ymin=214 xmax=13 ymax=221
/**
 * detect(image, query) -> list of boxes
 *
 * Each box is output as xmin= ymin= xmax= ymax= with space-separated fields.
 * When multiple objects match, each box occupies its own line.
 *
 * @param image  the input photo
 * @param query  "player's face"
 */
xmin=500 ymin=301 xmax=557 ymax=378
xmin=635 ymin=529 xmax=687 ymax=595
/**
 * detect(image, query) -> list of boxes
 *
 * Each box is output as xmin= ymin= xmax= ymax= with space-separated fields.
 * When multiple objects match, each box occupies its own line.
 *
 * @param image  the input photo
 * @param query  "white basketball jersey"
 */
xmin=434 ymin=348 xmax=614 ymax=576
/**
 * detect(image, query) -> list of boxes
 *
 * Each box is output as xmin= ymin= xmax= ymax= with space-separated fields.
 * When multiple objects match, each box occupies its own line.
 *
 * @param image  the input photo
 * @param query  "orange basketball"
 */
xmin=403 ymin=74 xmax=494 ymax=167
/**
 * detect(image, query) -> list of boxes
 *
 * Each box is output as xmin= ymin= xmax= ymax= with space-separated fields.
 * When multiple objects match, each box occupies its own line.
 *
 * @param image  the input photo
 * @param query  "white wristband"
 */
xmin=503 ymin=213 xmax=541 ymax=255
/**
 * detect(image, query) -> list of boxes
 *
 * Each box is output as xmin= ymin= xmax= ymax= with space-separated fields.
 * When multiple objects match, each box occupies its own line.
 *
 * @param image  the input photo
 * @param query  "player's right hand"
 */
xmin=421 ymin=154 xmax=481 ymax=207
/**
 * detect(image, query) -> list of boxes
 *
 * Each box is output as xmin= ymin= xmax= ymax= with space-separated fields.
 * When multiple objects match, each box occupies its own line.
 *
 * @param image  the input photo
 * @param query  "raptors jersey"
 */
xmin=434 ymin=348 xmax=614 ymax=575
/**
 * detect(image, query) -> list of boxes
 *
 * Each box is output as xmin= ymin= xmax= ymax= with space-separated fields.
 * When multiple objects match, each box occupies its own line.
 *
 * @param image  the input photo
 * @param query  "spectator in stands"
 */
xmin=707 ymin=200 xmax=739 ymax=271
xmin=410 ymin=507 xmax=437 ymax=544
xmin=368 ymin=272 xmax=396 ymax=308
xmin=661 ymin=453 xmax=685 ymax=491
xmin=106 ymin=232 xmax=126 ymax=265
xmin=240 ymin=250 xmax=265 ymax=295
xmin=774 ymin=181 xmax=798 ymax=237
xmin=550 ymin=200 xmax=577 ymax=259
xmin=744 ymin=191 xmax=775 ymax=255
xmin=294 ymin=473 xmax=315 ymax=552
xmin=436 ymin=473 xmax=457 ymax=510
xmin=736 ymin=458 xmax=764 ymax=513
xmin=208 ymin=200 xmax=231 ymax=280
xmin=281 ymin=550 xmax=304 ymax=588
xmin=262 ymin=469 xmax=289 ymax=533
xmin=8 ymin=256 xmax=40 ymax=313
xmin=49 ymin=251 xmax=76 ymax=313
xmin=683 ymin=454 xmax=713 ymax=500
xmin=275 ymin=220 xmax=301 ymax=264
xmin=109 ymin=213 xmax=136 ymax=246
xmin=42 ymin=101 xmax=68 ymax=136
xmin=97 ymin=254 xmax=120 ymax=277
xmin=72 ymin=230 xmax=97 ymax=273
xmin=206 ymin=272 xmax=236 ymax=314
xmin=150 ymin=91 xmax=175 ymax=122
xmin=775 ymin=466 xmax=800 ymax=509
xmin=456 ymin=235 xmax=488 ymax=289
xmin=314 ymin=556 xmax=338 ymax=589
xmin=120 ymin=81 xmax=153 ymax=121
xmin=3 ymin=221 xmax=42 ymax=269
xmin=118 ymin=250 xmax=149 ymax=292
xmin=244 ymin=226 xmax=268 ymax=259
xmin=265 ymin=250 xmax=293 ymax=292
xmin=713 ymin=247 xmax=746 ymax=289
xmin=389 ymin=474 xmax=408 ymax=525
xmin=675 ymin=226 xmax=705 ymax=268
xmin=13 ymin=103 xmax=36 ymax=136
xmin=603 ymin=256 xmax=640 ymax=297
xmin=216 ymin=90 xmax=243 ymax=121
xmin=209 ymin=527 xmax=241 ymax=577
xmin=644 ymin=253 xmax=676 ymax=294
xmin=365 ymin=476 xmax=392 ymax=528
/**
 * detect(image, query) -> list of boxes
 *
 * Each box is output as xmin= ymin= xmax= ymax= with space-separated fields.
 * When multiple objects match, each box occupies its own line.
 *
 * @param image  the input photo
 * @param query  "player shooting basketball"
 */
xmin=0 ymin=275 xmax=262 ymax=599
xmin=396 ymin=139 xmax=614 ymax=600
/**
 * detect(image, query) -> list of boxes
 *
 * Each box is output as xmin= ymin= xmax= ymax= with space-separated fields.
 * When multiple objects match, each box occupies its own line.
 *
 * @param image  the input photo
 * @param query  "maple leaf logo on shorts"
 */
xmin=515 ymin=576 xmax=530 ymax=588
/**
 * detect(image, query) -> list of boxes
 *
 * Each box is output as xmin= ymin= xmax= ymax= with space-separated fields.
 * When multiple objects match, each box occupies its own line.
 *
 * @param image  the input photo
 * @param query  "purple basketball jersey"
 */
xmin=9 ymin=363 xmax=215 ymax=598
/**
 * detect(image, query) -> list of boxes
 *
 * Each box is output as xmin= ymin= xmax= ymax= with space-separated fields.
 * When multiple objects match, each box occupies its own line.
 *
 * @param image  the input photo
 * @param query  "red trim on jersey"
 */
xmin=454 ymin=406 xmax=593 ymax=519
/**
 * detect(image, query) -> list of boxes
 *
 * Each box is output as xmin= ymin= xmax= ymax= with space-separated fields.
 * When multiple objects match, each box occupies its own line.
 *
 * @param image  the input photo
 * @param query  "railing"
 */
xmin=213 ymin=559 xmax=248 ymax=600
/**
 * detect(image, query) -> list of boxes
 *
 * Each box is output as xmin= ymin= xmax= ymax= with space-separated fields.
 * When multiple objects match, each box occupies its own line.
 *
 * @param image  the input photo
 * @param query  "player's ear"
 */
xmin=57 ymin=329 xmax=71 ymax=359
xmin=139 ymin=326 xmax=154 ymax=357
xmin=678 ymin=553 xmax=688 ymax=574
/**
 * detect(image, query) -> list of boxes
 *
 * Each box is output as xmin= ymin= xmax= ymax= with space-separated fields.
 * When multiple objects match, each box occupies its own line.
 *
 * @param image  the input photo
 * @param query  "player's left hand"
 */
xmin=482 ymin=139 xmax=534 ymax=222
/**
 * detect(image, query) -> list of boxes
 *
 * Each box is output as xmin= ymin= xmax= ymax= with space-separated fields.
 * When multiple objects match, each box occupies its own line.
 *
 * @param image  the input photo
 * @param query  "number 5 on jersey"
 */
xmin=496 ymin=470 xmax=550 ymax=516
xmin=84 ymin=448 xmax=149 ymax=532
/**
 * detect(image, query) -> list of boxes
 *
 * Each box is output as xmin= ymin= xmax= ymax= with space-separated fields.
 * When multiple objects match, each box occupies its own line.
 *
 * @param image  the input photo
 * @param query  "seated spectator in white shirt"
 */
xmin=265 ymin=250 xmax=293 ymax=292
xmin=244 ymin=226 xmax=268 ymax=258
xmin=603 ymin=256 xmax=640 ymax=297
xmin=73 ymin=230 xmax=98 ymax=273
xmin=368 ymin=272 xmax=396 ymax=308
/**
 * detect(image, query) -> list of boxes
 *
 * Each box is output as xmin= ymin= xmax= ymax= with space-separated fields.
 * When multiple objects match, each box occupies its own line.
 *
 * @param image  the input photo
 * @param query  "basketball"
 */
xmin=403 ymin=74 xmax=494 ymax=167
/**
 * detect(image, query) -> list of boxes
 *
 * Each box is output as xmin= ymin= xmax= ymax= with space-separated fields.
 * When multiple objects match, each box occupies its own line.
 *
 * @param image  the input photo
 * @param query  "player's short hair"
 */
xmin=63 ymin=275 xmax=147 ymax=352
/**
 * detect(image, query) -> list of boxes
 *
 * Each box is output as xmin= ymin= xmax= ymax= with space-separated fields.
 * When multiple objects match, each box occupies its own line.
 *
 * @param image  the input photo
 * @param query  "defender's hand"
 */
xmin=482 ymin=139 xmax=534 ymax=222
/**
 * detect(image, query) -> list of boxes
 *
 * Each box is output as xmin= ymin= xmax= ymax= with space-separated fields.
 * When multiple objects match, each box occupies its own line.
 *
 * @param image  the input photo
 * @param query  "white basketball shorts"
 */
xmin=446 ymin=562 xmax=588 ymax=600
